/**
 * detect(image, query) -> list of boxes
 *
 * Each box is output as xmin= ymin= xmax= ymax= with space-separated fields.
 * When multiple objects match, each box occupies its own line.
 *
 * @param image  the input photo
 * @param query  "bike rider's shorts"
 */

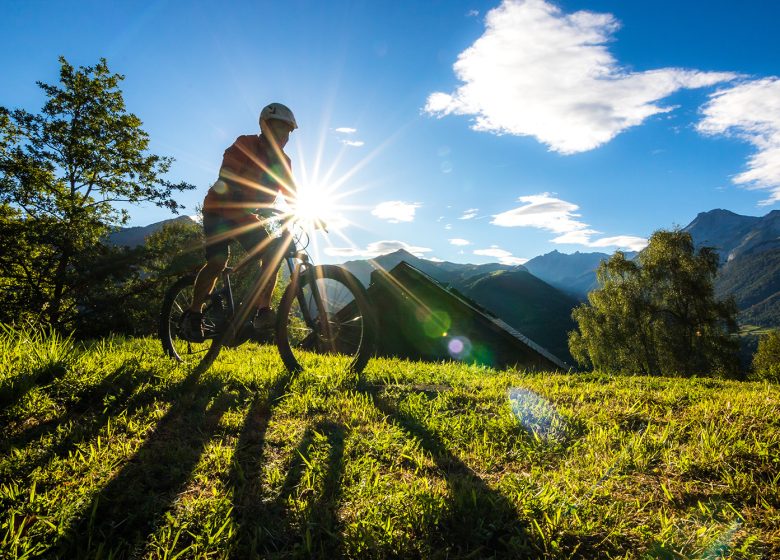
xmin=203 ymin=212 xmax=271 ymax=261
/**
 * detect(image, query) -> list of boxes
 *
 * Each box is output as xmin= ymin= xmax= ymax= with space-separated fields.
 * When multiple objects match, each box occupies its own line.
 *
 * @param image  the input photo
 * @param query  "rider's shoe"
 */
xmin=253 ymin=307 xmax=276 ymax=337
xmin=181 ymin=310 xmax=205 ymax=342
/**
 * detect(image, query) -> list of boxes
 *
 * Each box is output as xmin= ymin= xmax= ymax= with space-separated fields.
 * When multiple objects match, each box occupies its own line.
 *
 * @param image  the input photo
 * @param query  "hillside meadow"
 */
xmin=1 ymin=327 xmax=779 ymax=559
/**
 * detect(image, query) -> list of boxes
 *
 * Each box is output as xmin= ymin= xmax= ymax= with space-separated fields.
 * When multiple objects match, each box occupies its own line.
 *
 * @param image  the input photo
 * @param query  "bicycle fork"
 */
xmin=289 ymin=257 xmax=335 ymax=352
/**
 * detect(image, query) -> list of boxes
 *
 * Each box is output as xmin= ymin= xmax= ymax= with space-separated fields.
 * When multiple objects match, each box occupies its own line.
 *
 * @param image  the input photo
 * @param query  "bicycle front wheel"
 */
xmin=276 ymin=265 xmax=375 ymax=374
xmin=159 ymin=273 xmax=230 ymax=364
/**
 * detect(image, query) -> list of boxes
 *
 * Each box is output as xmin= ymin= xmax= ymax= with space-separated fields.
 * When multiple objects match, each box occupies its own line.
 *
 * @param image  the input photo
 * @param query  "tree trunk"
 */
xmin=49 ymin=246 xmax=72 ymax=330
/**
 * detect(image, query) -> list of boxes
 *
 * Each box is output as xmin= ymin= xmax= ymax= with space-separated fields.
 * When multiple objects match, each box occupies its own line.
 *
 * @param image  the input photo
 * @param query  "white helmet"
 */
xmin=259 ymin=102 xmax=298 ymax=130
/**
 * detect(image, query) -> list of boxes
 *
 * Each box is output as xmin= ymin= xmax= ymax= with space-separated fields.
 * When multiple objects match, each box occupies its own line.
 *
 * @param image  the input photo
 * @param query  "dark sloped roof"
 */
xmin=366 ymin=261 xmax=571 ymax=371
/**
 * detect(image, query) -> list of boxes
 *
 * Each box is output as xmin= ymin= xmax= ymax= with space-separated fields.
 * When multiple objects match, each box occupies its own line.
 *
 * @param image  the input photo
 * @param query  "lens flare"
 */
xmin=508 ymin=387 xmax=567 ymax=440
xmin=447 ymin=336 xmax=473 ymax=359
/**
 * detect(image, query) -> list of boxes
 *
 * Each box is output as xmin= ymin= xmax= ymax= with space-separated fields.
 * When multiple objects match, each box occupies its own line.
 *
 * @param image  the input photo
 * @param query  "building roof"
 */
xmin=366 ymin=261 xmax=571 ymax=372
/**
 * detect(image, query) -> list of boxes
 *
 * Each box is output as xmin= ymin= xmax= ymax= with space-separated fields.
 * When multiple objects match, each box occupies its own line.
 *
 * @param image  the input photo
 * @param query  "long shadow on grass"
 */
xmin=361 ymin=384 xmax=540 ymax=557
xmin=298 ymin=421 xmax=345 ymax=557
xmin=250 ymin=420 xmax=346 ymax=557
xmin=1 ymin=360 xmax=177 ymax=483
xmin=53 ymin=369 xmax=238 ymax=558
xmin=229 ymin=370 xmax=296 ymax=557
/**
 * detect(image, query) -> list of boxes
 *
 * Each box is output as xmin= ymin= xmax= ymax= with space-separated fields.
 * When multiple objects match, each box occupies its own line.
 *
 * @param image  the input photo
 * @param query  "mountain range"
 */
xmin=686 ymin=209 xmax=780 ymax=328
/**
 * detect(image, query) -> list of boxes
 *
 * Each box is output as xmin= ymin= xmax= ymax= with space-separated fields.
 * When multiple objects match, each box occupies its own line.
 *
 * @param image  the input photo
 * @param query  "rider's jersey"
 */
xmin=203 ymin=134 xmax=293 ymax=218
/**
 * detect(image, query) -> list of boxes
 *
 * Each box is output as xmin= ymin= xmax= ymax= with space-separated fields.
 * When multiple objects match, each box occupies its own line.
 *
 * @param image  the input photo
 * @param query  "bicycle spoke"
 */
xmin=276 ymin=265 xmax=373 ymax=373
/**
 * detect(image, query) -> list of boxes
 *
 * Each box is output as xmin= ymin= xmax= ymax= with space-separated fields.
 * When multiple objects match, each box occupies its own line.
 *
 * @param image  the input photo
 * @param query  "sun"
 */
xmin=288 ymin=181 xmax=349 ymax=232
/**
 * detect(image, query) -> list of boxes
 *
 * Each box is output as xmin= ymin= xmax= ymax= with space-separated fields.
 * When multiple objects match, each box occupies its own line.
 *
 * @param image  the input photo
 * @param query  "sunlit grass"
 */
xmin=1 ymin=328 xmax=779 ymax=558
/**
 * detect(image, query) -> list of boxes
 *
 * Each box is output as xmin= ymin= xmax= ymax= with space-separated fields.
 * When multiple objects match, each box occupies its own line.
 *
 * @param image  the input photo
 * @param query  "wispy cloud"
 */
xmin=459 ymin=208 xmax=479 ymax=220
xmin=474 ymin=246 xmax=527 ymax=265
xmin=698 ymin=77 xmax=780 ymax=205
xmin=492 ymin=193 xmax=587 ymax=232
xmin=324 ymin=240 xmax=431 ymax=258
xmin=371 ymin=201 xmax=421 ymax=223
xmin=334 ymin=126 xmax=364 ymax=147
xmin=492 ymin=193 xmax=648 ymax=251
xmin=425 ymin=0 xmax=736 ymax=154
xmin=449 ymin=238 xmax=471 ymax=246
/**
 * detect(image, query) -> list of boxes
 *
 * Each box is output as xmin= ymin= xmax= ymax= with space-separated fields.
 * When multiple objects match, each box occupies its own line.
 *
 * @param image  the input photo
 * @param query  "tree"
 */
xmin=569 ymin=230 xmax=739 ymax=377
xmin=0 ymin=57 xmax=195 ymax=331
xmin=752 ymin=330 xmax=780 ymax=382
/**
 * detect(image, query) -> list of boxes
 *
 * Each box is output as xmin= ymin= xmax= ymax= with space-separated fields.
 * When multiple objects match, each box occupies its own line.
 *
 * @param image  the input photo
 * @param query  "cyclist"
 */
xmin=182 ymin=102 xmax=298 ymax=340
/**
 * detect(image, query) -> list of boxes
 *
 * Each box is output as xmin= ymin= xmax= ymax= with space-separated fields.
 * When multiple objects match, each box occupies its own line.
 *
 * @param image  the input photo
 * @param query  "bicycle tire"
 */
xmin=159 ymin=273 xmax=230 ymax=364
xmin=275 ymin=265 xmax=375 ymax=374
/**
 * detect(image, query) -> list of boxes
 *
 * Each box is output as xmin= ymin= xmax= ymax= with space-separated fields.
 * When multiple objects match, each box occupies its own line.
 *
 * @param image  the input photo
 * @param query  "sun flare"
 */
xmin=287 ymin=181 xmax=349 ymax=233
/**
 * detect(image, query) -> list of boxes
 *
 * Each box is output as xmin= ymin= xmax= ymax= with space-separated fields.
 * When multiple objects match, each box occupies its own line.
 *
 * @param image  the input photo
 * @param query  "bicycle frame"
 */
xmin=212 ymin=229 xmax=328 ymax=344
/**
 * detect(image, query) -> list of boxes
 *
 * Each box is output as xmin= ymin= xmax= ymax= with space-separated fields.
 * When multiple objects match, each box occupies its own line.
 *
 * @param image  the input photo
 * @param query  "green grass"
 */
xmin=1 ymin=326 xmax=779 ymax=559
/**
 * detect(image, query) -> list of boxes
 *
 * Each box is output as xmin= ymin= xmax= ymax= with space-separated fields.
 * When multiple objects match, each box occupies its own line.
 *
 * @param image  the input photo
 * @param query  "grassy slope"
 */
xmin=1 ymin=330 xmax=779 ymax=559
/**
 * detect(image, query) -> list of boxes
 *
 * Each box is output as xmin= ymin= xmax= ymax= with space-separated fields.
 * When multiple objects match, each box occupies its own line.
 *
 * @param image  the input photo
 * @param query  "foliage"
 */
xmin=752 ymin=330 xmax=780 ymax=382
xmin=0 ymin=57 xmax=194 ymax=331
xmin=1 ymin=328 xmax=778 ymax=558
xmin=72 ymin=218 xmax=206 ymax=339
xmin=569 ymin=229 xmax=739 ymax=377
xmin=143 ymin=217 xmax=204 ymax=280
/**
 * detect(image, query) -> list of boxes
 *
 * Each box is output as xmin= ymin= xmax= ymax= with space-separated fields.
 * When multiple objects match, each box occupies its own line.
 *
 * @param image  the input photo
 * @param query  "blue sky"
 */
xmin=2 ymin=0 xmax=779 ymax=265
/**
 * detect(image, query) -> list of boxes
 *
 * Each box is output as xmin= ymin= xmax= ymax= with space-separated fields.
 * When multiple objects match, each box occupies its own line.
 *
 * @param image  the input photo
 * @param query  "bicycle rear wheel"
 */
xmin=276 ymin=265 xmax=375 ymax=373
xmin=159 ymin=274 xmax=230 ymax=363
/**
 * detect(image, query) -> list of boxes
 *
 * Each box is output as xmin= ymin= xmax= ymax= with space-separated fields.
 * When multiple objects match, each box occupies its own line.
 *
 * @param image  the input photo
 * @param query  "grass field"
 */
xmin=1 ymin=326 xmax=779 ymax=559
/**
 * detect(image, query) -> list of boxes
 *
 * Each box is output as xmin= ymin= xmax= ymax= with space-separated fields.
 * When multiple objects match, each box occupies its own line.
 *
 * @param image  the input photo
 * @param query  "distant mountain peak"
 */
xmin=107 ymin=215 xmax=197 ymax=248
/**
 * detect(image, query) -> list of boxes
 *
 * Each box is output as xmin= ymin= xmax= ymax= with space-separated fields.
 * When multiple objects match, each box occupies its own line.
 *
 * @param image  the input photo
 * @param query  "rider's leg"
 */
xmin=255 ymin=266 xmax=276 ymax=309
xmin=189 ymin=212 xmax=231 ymax=313
xmin=188 ymin=255 xmax=228 ymax=313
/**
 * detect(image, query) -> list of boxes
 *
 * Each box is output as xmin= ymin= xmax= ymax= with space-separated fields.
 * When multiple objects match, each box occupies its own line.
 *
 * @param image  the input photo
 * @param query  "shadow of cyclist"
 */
xmin=53 ymin=369 xmax=238 ymax=558
xmin=229 ymin=368 xmax=298 ymax=557
xmin=358 ymin=382 xmax=539 ymax=557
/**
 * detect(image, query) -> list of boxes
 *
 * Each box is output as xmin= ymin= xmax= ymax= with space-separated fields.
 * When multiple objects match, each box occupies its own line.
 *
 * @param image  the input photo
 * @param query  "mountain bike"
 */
xmin=158 ymin=215 xmax=375 ymax=374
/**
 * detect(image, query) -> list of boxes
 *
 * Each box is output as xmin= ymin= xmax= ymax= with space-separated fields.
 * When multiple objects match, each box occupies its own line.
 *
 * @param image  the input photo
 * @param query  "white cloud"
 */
xmin=492 ymin=193 xmax=587 ymax=233
xmin=449 ymin=238 xmax=471 ymax=246
xmin=474 ymin=246 xmax=527 ymax=265
xmin=371 ymin=201 xmax=421 ymax=223
xmin=459 ymin=208 xmax=479 ymax=219
xmin=698 ymin=78 xmax=780 ymax=205
xmin=587 ymin=235 xmax=648 ymax=252
xmin=425 ymin=0 xmax=736 ymax=154
xmin=324 ymin=240 xmax=432 ymax=258
xmin=334 ymin=127 xmax=364 ymax=147
xmin=492 ymin=193 xmax=648 ymax=251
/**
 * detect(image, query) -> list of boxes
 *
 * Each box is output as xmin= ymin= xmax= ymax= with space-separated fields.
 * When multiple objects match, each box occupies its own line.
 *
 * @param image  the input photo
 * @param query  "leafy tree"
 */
xmin=752 ymin=330 xmax=780 ymax=382
xmin=143 ymin=217 xmax=204 ymax=280
xmin=0 ymin=57 xmax=195 ymax=331
xmin=569 ymin=230 xmax=739 ymax=377
xmin=72 ymin=218 xmax=205 ymax=338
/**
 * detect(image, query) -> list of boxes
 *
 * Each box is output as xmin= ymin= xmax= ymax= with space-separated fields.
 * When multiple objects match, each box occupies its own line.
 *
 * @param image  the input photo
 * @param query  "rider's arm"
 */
xmin=219 ymin=136 xmax=282 ymax=221
xmin=275 ymin=154 xmax=297 ymax=206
